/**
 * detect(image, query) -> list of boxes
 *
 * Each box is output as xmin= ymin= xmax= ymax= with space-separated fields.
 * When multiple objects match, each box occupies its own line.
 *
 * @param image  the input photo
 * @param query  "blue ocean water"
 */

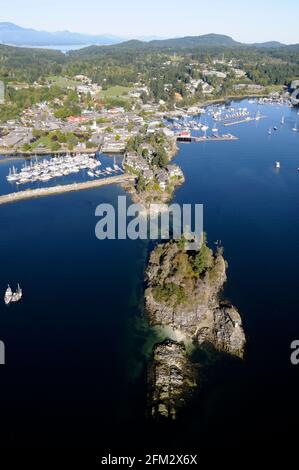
xmin=0 ymin=99 xmax=299 ymax=449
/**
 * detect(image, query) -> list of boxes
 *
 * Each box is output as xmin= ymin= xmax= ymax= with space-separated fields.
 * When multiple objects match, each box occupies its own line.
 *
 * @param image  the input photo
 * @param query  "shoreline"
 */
xmin=0 ymin=147 xmax=99 ymax=160
xmin=0 ymin=174 xmax=135 ymax=206
xmin=194 ymin=93 xmax=274 ymax=108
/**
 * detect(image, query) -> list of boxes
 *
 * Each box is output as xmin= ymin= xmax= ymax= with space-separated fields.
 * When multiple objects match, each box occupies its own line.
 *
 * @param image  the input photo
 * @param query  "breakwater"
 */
xmin=0 ymin=174 xmax=135 ymax=206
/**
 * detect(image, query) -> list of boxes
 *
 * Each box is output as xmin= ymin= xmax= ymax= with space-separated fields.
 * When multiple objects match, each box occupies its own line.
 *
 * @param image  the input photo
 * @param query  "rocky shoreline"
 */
xmin=145 ymin=239 xmax=245 ymax=419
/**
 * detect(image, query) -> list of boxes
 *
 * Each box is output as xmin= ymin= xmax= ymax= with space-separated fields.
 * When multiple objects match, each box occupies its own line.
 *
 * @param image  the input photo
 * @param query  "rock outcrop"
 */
xmin=145 ymin=239 xmax=246 ymax=419
xmin=149 ymin=340 xmax=197 ymax=419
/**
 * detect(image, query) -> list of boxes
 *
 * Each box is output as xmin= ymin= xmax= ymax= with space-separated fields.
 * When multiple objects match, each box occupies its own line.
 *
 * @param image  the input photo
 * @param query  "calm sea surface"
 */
xmin=0 ymin=99 xmax=299 ymax=450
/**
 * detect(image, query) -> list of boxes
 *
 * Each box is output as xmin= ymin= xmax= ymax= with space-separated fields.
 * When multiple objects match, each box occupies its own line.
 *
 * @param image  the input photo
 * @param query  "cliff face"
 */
xmin=145 ymin=239 xmax=246 ymax=419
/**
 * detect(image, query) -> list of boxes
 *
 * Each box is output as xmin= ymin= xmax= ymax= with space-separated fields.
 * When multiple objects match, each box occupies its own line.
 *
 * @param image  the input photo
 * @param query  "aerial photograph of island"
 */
xmin=0 ymin=0 xmax=299 ymax=465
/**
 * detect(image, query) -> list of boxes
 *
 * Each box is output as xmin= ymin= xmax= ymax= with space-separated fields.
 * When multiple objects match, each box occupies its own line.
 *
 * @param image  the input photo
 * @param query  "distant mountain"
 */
xmin=0 ymin=24 xmax=297 ymax=51
xmin=0 ymin=22 xmax=122 ymax=46
xmin=147 ymin=33 xmax=241 ymax=48
xmin=250 ymin=41 xmax=286 ymax=48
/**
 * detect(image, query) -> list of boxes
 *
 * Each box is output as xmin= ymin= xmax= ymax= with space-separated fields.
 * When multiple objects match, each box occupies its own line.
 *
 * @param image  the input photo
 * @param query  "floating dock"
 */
xmin=223 ymin=116 xmax=266 ymax=126
xmin=177 ymin=135 xmax=239 ymax=142
xmin=197 ymin=135 xmax=239 ymax=142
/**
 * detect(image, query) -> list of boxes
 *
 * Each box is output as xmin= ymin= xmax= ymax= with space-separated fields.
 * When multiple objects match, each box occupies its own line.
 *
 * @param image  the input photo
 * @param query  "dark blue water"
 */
xmin=0 ymin=99 xmax=299 ymax=450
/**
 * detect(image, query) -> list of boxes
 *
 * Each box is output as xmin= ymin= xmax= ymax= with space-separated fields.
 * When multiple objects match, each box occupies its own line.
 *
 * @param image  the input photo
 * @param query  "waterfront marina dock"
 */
xmin=223 ymin=116 xmax=266 ymax=126
xmin=0 ymin=174 xmax=135 ymax=206
xmin=197 ymin=135 xmax=239 ymax=142
xmin=177 ymin=134 xmax=239 ymax=142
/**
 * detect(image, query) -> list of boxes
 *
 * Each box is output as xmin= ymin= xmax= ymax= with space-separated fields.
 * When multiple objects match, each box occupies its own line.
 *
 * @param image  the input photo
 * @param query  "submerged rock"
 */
xmin=148 ymin=340 xmax=197 ymax=420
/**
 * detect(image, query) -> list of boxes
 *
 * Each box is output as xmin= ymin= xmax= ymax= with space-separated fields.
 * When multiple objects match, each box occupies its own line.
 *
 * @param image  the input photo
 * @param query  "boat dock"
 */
xmin=197 ymin=135 xmax=239 ymax=142
xmin=223 ymin=116 xmax=266 ymax=126
xmin=0 ymin=174 xmax=135 ymax=206
xmin=177 ymin=134 xmax=239 ymax=142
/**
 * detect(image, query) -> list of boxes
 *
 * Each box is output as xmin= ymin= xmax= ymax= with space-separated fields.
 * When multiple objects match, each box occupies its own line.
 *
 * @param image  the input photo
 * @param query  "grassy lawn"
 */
xmin=99 ymin=85 xmax=132 ymax=99
xmin=46 ymin=75 xmax=78 ymax=88
xmin=31 ymin=136 xmax=52 ymax=149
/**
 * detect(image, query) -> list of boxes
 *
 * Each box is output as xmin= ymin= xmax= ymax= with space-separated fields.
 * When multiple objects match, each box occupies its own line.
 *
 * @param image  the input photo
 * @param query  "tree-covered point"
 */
xmin=127 ymin=131 xmax=170 ymax=168
xmin=150 ymin=235 xmax=224 ymax=306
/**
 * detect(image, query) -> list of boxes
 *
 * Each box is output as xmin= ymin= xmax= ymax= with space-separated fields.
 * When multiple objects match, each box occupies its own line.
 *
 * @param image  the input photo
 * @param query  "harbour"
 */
xmin=0 ymin=98 xmax=299 ymax=449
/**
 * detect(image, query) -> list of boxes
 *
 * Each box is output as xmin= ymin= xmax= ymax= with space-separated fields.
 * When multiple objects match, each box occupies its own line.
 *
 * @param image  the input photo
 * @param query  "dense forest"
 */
xmin=0 ymin=38 xmax=299 ymax=120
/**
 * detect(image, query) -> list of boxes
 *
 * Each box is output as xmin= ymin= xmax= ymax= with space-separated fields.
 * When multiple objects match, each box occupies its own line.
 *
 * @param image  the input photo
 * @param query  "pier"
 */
xmin=177 ymin=135 xmax=239 ymax=142
xmin=197 ymin=135 xmax=239 ymax=142
xmin=0 ymin=174 xmax=135 ymax=206
xmin=223 ymin=116 xmax=266 ymax=126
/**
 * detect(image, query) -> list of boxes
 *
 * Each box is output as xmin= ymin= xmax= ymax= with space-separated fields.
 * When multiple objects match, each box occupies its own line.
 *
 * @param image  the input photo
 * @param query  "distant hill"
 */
xmin=70 ymin=33 xmax=299 ymax=58
xmin=0 ymin=22 xmax=122 ymax=46
xmin=1 ymin=23 xmax=297 ymax=52
xmin=147 ymin=33 xmax=241 ymax=48
xmin=250 ymin=41 xmax=286 ymax=48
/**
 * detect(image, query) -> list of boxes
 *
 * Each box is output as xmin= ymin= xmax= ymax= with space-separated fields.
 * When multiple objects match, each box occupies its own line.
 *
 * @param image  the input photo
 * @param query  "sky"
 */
xmin=1 ymin=0 xmax=299 ymax=43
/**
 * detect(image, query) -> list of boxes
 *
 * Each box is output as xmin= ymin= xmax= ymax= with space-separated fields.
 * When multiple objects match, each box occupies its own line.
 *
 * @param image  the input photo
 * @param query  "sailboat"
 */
xmin=281 ymin=115 xmax=285 ymax=125
xmin=113 ymin=156 xmax=119 ymax=172
xmin=4 ymin=285 xmax=13 ymax=305
xmin=292 ymin=122 xmax=298 ymax=132
xmin=11 ymin=284 xmax=22 ymax=303
xmin=4 ymin=284 xmax=22 ymax=305
xmin=6 ymin=166 xmax=18 ymax=182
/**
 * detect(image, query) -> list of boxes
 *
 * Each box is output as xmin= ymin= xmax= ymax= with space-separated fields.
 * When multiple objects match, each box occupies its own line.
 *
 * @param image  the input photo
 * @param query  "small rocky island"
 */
xmin=145 ymin=237 xmax=246 ymax=419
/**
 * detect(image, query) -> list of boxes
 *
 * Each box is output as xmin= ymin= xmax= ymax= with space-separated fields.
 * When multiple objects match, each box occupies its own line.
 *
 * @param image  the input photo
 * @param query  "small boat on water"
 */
xmin=4 ymin=284 xmax=22 ymax=305
xmin=275 ymin=161 xmax=281 ymax=169
xmin=268 ymin=128 xmax=272 ymax=135
xmin=273 ymin=126 xmax=278 ymax=131
xmin=292 ymin=123 xmax=298 ymax=132
xmin=87 ymin=171 xmax=95 ymax=177
xmin=4 ymin=285 xmax=13 ymax=305
xmin=281 ymin=115 xmax=285 ymax=125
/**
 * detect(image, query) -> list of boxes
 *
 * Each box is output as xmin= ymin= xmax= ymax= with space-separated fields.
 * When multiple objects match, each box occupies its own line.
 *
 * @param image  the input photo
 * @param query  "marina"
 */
xmin=6 ymin=153 xmax=124 ymax=186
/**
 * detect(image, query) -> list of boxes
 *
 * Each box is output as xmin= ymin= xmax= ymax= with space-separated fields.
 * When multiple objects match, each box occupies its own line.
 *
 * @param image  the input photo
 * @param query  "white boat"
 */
xmin=11 ymin=284 xmax=22 ymax=303
xmin=275 ymin=161 xmax=281 ymax=169
xmin=4 ymin=284 xmax=22 ymax=305
xmin=87 ymin=171 xmax=95 ymax=177
xmin=4 ymin=285 xmax=13 ymax=305
xmin=281 ymin=115 xmax=285 ymax=124
xmin=268 ymin=128 xmax=272 ymax=135
xmin=292 ymin=123 xmax=298 ymax=132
